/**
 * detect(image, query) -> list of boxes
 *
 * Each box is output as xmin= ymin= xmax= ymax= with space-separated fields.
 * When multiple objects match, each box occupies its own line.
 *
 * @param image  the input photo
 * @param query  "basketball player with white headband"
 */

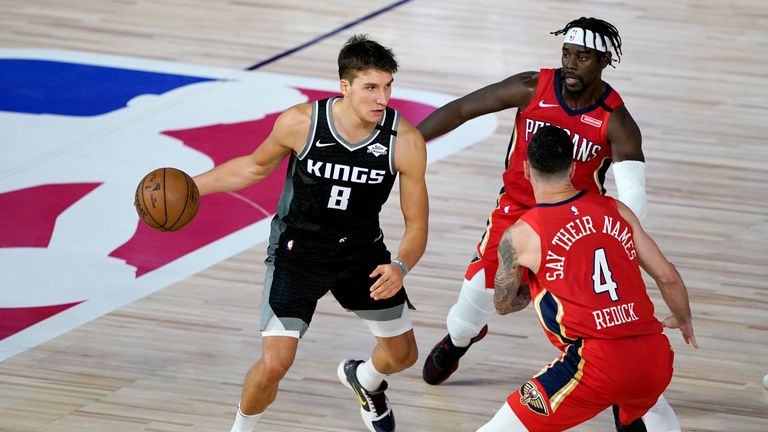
xmin=418 ymin=17 xmax=682 ymax=431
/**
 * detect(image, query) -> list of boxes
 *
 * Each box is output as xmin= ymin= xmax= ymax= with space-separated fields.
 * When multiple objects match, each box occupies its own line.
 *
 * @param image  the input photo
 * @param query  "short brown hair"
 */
xmin=338 ymin=34 xmax=398 ymax=82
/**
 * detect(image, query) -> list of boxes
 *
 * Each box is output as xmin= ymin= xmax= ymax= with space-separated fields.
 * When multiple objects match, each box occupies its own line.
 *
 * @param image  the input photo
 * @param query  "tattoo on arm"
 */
xmin=494 ymin=231 xmax=522 ymax=314
xmin=508 ymin=285 xmax=532 ymax=313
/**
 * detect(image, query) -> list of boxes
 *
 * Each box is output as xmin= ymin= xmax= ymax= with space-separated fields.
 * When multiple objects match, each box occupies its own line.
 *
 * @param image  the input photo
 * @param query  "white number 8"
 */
xmin=328 ymin=185 xmax=351 ymax=210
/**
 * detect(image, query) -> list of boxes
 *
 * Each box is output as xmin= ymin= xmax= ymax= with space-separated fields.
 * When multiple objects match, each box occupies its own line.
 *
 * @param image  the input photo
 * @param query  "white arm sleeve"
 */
xmin=612 ymin=160 xmax=647 ymax=220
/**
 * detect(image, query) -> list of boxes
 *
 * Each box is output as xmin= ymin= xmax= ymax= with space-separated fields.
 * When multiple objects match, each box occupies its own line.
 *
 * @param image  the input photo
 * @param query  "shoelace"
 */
xmin=434 ymin=336 xmax=464 ymax=367
xmin=365 ymin=391 xmax=389 ymax=417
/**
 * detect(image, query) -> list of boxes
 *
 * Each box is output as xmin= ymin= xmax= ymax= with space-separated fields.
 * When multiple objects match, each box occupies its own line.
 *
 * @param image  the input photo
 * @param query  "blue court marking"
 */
xmin=246 ymin=0 xmax=413 ymax=70
xmin=0 ymin=59 xmax=215 ymax=116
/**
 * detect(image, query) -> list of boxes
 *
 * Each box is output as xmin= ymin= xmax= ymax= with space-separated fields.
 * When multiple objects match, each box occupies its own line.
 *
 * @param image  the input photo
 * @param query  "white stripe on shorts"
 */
xmin=360 ymin=304 xmax=413 ymax=338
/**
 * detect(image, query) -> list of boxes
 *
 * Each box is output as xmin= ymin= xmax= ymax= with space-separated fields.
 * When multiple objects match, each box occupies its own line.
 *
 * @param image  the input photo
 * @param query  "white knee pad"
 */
xmin=446 ymin=270 xmax=495 ymax=347
xmin=642 ymin=395 xmax=681 ymax=432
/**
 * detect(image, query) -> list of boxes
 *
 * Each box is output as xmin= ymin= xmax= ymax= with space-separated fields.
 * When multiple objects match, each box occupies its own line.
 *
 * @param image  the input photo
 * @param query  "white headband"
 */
xmin=563 ymin=27 xmax=613 ymax=53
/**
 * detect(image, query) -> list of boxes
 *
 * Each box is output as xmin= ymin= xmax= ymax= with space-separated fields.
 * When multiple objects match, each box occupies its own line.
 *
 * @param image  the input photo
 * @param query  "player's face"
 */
xmin=343 ymin=68 xmax=393 ymax=124
xmin=560 ymin=43 xmax=608 ymax=93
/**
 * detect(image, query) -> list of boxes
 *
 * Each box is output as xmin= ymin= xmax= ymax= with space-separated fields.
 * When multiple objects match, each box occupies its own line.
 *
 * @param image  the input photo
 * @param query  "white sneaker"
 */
xmin=337 ymin=359 xmax=395 ymax=432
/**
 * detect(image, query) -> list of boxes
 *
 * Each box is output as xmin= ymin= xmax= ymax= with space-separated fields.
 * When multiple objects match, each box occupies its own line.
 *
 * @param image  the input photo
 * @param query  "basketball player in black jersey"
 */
xmin=193 ymin=35 xmax=427 ymax=432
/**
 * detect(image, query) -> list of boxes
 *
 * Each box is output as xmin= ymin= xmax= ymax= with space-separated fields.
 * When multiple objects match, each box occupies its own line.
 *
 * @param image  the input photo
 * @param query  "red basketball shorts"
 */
xmin=465 ymin=193 xmax=529 ymax=288
xmin=507 ymin=333 xmax=674 ymax=431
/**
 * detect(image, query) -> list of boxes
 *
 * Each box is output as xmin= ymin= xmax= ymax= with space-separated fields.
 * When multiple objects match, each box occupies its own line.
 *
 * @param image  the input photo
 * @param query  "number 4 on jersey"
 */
xmin=592 ymin=248 xmax=619 ymax=301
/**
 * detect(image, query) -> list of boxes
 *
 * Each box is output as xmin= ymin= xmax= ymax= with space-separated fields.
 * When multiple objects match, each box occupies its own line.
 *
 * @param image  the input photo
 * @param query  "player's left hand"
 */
xmin=369 ymin=263 xmax=405 ymax=300
xmin=662 ymin=315 xmax=700 ymax=349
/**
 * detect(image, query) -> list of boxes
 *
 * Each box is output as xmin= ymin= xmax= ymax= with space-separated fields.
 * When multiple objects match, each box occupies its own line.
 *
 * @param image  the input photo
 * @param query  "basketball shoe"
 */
xmin=338 ymin=359 xmax=395 ymax=432
xmin=613 ymin=405 xmax=648 ymax=431
xmin=422 ymin=324 xmax=489 ymax=385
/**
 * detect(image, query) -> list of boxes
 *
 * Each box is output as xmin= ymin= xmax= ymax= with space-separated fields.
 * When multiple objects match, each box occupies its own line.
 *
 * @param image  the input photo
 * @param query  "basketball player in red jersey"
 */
xmin=419 ymin=17 xmax=686 ymax=430
xmin=474 ymin=125 xmax=698 ymax=431
xmin=421 ymin=18 xmax=645 ymax=386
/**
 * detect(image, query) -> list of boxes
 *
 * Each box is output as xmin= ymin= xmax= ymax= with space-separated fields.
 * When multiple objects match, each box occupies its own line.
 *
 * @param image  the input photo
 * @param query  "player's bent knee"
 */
xmin=257 ymin=337 xmax=299 ymax=381
xmin=385 ymin=343 xmax=418 ymax=368
xmin=258 ymin=358 xmax=293 ymax=382
xmin=379 ymin=332 xmax=418 ymax=367
xmin=393 ymin=346 xmax=418 ymax=368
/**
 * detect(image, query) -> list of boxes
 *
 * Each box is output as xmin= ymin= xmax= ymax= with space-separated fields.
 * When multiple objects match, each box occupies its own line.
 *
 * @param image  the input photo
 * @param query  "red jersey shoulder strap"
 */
xmin=519 ymin=208 xmax=547 ymax=281
xmin=521 ymin=68 xmax=557 ymax=114
xmin=600 ymin=84 xmax=624 ymax=111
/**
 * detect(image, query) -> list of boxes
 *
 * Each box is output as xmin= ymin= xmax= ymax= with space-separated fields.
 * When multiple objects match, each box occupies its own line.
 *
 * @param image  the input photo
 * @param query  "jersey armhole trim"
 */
xmin=296 ymin=100 xmax=319 ymax=160
xmin=521 ymin=68 xmax=552 ymax=115
xmin=521 ymin=214 xmax=548 ymax=281
xmin=388 ymin=109 xmax=401 ymax=174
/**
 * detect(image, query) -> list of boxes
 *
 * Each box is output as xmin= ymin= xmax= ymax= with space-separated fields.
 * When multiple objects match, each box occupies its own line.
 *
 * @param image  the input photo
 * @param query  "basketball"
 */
xmin=134 ymin=167 xmax=200 ymax=232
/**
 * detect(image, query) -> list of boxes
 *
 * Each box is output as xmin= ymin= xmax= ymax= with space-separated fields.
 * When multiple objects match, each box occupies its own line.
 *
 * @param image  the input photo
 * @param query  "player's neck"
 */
xmin=532 ymin=182 xmax=580 ymax=205
xmin=333 ymin=98 xmax=377 ymax=142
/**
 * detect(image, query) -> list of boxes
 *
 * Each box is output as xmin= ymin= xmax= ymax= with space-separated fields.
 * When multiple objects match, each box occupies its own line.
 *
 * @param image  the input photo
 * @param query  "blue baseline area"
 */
xmin=0 ymin=59 xmax=215 ymax=116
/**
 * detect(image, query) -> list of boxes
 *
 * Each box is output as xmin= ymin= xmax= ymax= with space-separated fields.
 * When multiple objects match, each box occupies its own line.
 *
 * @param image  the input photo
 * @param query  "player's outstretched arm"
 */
xmin=194 ymin=104 xmax=310 ymax=196
xmin=416 ymin=71 xmax=539 ymax=142
xmin=369 ymin=120 xmax=428 ymax=301
xmin=617 ymin=202 xmax=699 ymax=348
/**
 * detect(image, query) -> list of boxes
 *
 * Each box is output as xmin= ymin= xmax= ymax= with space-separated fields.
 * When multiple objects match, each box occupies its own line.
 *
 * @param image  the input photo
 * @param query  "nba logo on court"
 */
xmin=0 ymin=49 xmax=496 ymax=360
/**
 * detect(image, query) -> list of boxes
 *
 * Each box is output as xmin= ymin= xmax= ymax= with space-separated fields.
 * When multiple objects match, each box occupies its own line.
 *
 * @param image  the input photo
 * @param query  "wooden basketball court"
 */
xmin=1 ymin=1 xmax=767 ymax=431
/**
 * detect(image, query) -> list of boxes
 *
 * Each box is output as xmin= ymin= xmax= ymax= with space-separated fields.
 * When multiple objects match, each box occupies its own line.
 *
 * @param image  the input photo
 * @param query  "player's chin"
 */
xmin=564 ymin=82 xmax=584 ymax=93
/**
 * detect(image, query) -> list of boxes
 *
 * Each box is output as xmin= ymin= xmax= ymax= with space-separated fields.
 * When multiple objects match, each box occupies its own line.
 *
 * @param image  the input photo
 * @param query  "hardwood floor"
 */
xmin=1 ymin=1 xmax=767 ymax=430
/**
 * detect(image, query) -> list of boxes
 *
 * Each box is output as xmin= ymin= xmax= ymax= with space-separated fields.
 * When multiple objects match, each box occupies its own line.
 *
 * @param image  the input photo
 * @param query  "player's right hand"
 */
xmin=368 ymin=263 xmax=404 ymax=301
xmin=662 ymin=315 xmax=700 ymax=349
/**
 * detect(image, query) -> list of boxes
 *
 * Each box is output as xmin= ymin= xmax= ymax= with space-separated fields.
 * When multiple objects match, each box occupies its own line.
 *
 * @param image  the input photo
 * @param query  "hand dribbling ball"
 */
xmin=134 ymin=167 xmax=200 ymax=232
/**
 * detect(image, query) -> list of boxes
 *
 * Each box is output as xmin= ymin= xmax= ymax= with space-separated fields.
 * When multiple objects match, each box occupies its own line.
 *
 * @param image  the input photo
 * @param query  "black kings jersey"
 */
xmin=268 ymin=97 xmax=400 ymax=260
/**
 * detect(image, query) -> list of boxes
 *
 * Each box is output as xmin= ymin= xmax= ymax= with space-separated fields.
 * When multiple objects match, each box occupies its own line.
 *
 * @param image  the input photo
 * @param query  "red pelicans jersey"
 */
xmin=520 ymin=191 xmax=662 ymax=351
xmin=504 ymin=68 xmax=623 ymax=208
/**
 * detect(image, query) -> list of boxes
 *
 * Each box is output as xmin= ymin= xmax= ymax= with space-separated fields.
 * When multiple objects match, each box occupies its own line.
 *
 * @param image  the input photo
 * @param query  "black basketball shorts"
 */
xmin=259 ymin=246 xmax=412 ymax=338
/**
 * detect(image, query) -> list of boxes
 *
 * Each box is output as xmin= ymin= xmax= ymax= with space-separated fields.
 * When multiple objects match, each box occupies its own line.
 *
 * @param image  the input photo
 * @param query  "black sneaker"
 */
xmin=337 ymin=359 xmax=395 ymax=432
xmin=613 ymin=404 xmax=647 ymax=432
xmin=422 ymin=324 xmax=488 ymax=385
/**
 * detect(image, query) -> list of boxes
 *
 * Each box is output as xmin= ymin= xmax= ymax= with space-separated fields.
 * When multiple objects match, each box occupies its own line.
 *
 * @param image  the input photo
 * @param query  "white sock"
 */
xmin=230 ymin=404 xmax=262 ymax=432
xmin=642 ymin=395 xmax=681 ymax=432
xmin=356 ymin=359 xmax=387 ymax=391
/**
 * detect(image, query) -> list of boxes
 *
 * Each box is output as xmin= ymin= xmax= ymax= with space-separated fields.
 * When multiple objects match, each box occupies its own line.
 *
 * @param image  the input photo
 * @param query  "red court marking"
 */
xmin=0 ymin=183 xmax=101 ymax=248
xmin=0 ymin=302 xmax=83 ymax=341
xmin=110 ymin=113 xmax=289 ymax=277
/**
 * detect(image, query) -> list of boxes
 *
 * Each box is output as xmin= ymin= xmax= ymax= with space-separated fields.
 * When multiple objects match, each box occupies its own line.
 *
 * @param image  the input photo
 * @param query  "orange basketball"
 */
xmin=134 ymin=167 xmax=200 ymax=232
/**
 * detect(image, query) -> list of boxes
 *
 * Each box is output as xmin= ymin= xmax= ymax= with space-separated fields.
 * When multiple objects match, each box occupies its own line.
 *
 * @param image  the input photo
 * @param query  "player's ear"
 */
xmin=340 ymin=79 xmax=351 ymax=96
xmin=569 ymin=162 xmax=576 ymax=179
xmin=600 ymin=52 xmax=612 ymax=69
